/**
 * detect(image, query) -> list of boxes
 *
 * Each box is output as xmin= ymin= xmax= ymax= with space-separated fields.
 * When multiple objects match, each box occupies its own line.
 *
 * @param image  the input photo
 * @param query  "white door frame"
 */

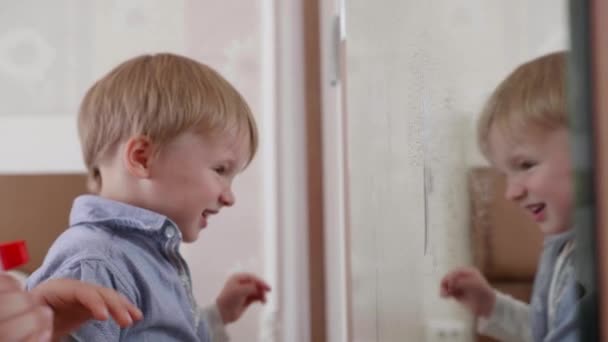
xmin=261 ymin=0 xmax=349 ymax=340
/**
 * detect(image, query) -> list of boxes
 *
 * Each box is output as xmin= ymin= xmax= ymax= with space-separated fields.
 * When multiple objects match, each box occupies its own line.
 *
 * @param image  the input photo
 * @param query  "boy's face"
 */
xmin=488 ymin=126 xmax=573 ymax=235
xmin=145 ymin=130 xmax=250 ymax=242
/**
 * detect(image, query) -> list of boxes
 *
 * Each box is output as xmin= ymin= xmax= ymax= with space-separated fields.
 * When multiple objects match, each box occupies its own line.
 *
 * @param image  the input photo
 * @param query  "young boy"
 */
xmin=440 ymin=51 xmax=580 ymax=341
xmin=26 ymin=53 xmax=270 ymax=341
xmin=0 ymin=273 xmax=141 ymax=341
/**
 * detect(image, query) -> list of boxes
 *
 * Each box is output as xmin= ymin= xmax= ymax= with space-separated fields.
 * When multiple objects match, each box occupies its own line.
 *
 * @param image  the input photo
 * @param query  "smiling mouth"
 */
xmin=526 ymin=203 xmax=545 ymax=214
xmin=202 ymin=209 xmax=218 ymax=218
xmin=525 ymin=203 xmax=547 ymax=222
xmin=200 ymin=210 xmax=219 ymax=228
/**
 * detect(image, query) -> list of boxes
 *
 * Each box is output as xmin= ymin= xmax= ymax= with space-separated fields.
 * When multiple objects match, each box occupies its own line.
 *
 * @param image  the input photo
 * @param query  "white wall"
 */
xmin=345 ymin=1 xmax=567 ymax=340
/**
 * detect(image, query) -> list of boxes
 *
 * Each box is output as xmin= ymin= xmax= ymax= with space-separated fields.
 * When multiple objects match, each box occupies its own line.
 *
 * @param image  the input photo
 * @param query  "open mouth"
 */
xmin=528 ymin=204 xmax=545 ymax=214
xmin=202 ymin=209 xmax=218 ymax=218
xmin=200 ymin=210 xmax=218 ymax=228
xmin=526 ymin=203 xmax=546 ymax=221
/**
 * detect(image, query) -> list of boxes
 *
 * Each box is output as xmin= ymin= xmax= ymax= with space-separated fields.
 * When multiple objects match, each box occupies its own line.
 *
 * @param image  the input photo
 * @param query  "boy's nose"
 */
xmin=504 ymin=182 xmax=526 ymax=201
xmin=220 ymin=189 xmax=235 ymax=207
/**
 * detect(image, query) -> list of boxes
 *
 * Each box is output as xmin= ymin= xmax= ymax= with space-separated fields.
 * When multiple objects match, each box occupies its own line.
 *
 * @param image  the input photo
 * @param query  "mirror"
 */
xmin=343 ymin=1 xmax=572 ymax=340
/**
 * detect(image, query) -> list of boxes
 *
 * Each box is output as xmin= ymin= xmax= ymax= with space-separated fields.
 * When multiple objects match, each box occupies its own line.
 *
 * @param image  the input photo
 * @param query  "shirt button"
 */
xmin=164 ymin=227 xmax=176 ymax=239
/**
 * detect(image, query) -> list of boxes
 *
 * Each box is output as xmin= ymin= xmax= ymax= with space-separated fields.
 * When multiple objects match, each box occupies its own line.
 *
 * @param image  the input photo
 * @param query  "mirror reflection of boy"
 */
xmin=441 ymin=52 xmax=580 ymax=342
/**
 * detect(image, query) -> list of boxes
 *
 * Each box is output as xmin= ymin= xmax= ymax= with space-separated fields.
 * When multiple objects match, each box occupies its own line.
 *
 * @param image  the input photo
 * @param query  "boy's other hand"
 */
xmin=440 ymin=266 xmax=496 ymax=317
xmin=0 ymin=273 xmax=54 ymax=341
xmin=30 ymin=278 xmax=143 ymax=340
xmin=216 ymin=273 xmax=271 ymax=324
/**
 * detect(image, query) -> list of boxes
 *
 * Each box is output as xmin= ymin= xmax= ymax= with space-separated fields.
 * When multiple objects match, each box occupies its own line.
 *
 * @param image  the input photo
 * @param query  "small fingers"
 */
xmin=256 ymin=284 xmax=269 ymax=303
xmin=235 ymin=273 xmax=271 ymax=290
xmin=97 ymin=288 xmax=142 ymax=327
xmin=233 ymin=273 xmax=271 ymax=303
xmin=72 ymin=284 xmax=141 ymax=328
xmin=237 ymin=283 xmax=259 ymax=297
xmin=440 ymin=268 xmax=478 ymax=298
xmin=440 ymin=273 xmax=460 ymax=298
xmin=72 ymin=285 xmax=110 ymax=321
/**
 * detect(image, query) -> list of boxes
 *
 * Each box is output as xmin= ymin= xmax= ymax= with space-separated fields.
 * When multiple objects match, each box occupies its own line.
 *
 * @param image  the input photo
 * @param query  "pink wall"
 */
xmin=180 ymin=1 xmax=269 ymax=339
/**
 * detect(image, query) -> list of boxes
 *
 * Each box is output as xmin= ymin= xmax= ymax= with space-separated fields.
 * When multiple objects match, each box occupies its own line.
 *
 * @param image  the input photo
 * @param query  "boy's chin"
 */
xmin=539 ymin=222 xmax=570 ymax=235
xmin=182 ymin=234 xmax=199 ymax=243
xmin=181 ymin=228 xmax=201 ymax=243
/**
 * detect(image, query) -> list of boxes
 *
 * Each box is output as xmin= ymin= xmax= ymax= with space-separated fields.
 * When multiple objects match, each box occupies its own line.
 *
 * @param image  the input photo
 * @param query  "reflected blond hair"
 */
xmin=78 ymin=53 xmax=258 ymax=192
xmin=478 ymin=51 xmax=568 ymax=157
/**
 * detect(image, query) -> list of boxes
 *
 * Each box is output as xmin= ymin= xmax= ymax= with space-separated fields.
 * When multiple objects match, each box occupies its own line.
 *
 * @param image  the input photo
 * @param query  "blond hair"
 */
xmin=78 ymin=53 xmax=258 ymax=192
xmin=477 ymin=51 xmax=569 ymax=157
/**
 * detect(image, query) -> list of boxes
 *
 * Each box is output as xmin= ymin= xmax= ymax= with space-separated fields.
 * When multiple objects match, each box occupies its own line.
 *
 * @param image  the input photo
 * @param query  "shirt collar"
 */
xmin=70 ymin=194 xmax=178 ymax=236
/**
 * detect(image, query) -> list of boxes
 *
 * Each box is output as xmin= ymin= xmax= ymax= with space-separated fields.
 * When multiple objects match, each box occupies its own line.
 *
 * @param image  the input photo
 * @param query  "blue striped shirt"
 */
xmin=27 ymin=195 xmax=226 ymax=341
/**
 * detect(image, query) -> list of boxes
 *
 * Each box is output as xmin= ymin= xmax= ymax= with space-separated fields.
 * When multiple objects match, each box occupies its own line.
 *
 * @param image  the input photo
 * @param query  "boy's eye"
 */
xmin=518 ymin=160 xmax=536 ymax=170
xmin=214 ymin=166 xmax=227 ymax=175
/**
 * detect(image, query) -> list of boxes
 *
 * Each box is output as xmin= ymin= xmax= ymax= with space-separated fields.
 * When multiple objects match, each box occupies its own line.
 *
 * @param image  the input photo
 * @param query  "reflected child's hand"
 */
xmin=440 ymin=266 xmax=496 ymax=317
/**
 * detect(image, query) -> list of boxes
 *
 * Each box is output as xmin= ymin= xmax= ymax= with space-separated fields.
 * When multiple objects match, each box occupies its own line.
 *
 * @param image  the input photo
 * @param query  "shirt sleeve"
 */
xmin=27 ymin=259 xmax=139 ymax=342
xmin=544 ymin=271 xmax=580 ymax=341
xmin=199 ymin=304 xmax=230 ymax=342
xmin=477 ymin=290 xmax=533 ymax=342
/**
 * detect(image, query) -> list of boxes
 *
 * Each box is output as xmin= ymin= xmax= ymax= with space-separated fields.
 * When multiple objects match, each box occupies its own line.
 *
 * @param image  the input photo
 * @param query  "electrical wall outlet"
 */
xmin=425 ymin=319 xmax=468 ymax=342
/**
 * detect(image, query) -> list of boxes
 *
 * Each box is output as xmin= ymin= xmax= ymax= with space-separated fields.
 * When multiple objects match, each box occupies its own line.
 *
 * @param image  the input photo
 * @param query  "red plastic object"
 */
xmin=0 ymin=240 xmax=29 ymax=271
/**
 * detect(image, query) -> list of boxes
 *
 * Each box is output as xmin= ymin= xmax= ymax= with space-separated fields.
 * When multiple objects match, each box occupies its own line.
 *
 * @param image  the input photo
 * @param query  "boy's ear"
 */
xmin=123 ymin=136 xmax=155 ymax=178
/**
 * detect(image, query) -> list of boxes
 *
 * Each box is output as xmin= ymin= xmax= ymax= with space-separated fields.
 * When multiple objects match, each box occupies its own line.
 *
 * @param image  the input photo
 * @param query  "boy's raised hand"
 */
xmin=216 ymin=273 xmax=271 ymax=324
xmin=30 ymin=278 xmax=143 ymax=340
xmin=0 ymin=273 xmax=54 ymax=341
xmin=440 ymin=266 xmax=496 ymax=317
